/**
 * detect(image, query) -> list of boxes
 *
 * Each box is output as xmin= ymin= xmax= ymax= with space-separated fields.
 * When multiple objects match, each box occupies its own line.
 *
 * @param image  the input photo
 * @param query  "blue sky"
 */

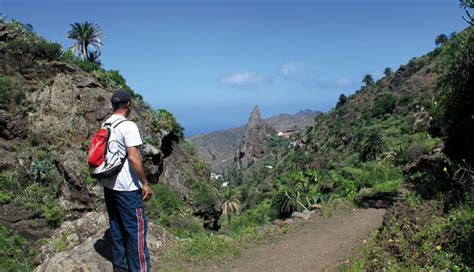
xmin=1 ymin=0 xmax=468 ymax=136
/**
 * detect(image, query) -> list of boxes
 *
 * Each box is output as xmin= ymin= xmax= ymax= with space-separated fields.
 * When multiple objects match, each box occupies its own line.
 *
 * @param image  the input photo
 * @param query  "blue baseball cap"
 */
xmin=111 ymin=90 xmax=132 ymax=104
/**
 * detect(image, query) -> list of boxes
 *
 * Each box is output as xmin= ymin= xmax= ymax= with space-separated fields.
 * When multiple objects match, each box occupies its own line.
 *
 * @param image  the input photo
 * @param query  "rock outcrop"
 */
xmin=413 ymin=107 xmax=431 ymax=132
xmin=234 ymin=106 xmax=276 ymax=169
xmin=34 ymin=212 xmax=173 ymax=272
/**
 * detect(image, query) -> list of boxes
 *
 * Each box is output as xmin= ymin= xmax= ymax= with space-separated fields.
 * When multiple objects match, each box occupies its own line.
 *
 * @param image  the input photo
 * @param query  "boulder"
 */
xmin=273 ymin=219 xmax=287 ymax=228
xmin=291 ymin=211 xmax=311 ymax=221
xmin=413 ymin=107 xmax=431 ymax=132
xmin=35 ymin=212 xmax=173 ymax=272
xmin=309 ymin=204 xmax=323 ymax=210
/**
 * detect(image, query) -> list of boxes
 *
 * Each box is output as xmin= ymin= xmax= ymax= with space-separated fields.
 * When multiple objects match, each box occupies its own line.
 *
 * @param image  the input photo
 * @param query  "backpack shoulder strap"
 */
xmin=113 ymin=119 xmax=129 ymax=128
xmin=103 ymin=117 xmax=128 ymax=128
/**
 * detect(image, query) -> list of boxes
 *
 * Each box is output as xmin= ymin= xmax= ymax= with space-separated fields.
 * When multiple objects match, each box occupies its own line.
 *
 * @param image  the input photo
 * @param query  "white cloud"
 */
xmin=280 ymin=62 xmax=356 ymax=89
xmin=219 ymin=72 xmax=271 ymax=88
xmin=334 ymin=76 xmax=356 ymax=87
xmin=280 ymin=62 xmax=306 ymax=78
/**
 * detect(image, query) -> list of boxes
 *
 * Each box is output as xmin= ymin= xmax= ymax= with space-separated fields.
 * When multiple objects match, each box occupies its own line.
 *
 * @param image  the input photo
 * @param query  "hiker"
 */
xmin=100 ymin=90 xmax=153 ymax=272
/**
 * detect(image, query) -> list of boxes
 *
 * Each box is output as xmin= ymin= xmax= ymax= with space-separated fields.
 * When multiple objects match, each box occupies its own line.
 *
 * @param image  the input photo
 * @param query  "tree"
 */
xmin=362 ymin=74 xmax=374 ymax=86
xmin=221 ymin=187 xmax=241 ymax=231
xmin=450 ymin=31 xmax=458 ymax=39
xmin=336 ymin=94 xmax=347 ymax=108
xmin=66 ymin=22 xmax=103 ymax=64
xmin=460 ymin=0 xmax=474 ymax=25
xmin=384 ymin=67 xmax=392 ymax=77
xmin=360 ymin=128 xmax=385 ymax=161
xmin=435 ymin=34 xmax=448 ymax=46
xmin=372 ymin=92 xmax=397 ymax=117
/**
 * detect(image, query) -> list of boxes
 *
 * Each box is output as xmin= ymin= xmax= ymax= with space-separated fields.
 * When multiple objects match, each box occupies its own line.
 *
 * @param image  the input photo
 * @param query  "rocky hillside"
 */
xmin=190 ymin=108 xmax=319 ymax=171
xmin=0 ymin=20 xmax=220 ymax=270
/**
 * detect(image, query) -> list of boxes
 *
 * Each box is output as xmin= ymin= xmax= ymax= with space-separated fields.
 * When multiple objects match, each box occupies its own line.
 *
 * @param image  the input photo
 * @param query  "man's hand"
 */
xmin=127 ymin=146 xmax=153 ymax=201
xmin=142 ymin=183 xmax=153 ymax=201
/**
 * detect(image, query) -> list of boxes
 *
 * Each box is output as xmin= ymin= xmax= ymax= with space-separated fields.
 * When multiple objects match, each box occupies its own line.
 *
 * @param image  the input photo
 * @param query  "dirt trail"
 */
xmin=215 ymin=208 xmax=385 ymax=272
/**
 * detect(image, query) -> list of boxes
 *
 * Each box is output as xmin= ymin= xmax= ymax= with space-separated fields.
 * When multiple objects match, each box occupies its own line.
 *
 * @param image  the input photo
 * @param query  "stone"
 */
xmin=413 ymin=107 xmax=431 ymax=132
xmin=34 ymin=212 xmax=173 ymax=272
xmin=273 ymin=219 xmax=287 ymax=228
xmin=291 ymin=211 xmax=311 ymax=221
xmin=309 ymin=204 xmax=323 ymax=210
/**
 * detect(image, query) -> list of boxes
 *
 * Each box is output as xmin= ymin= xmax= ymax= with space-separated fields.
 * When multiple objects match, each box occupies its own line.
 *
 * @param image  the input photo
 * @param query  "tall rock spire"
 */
xmin=234 ymin=105 xmax=276 ymax=169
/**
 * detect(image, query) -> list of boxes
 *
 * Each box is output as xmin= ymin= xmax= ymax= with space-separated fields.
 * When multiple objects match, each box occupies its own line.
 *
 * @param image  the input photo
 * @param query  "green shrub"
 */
xmin=419 ymin=206 xmax=474 ymax=268
xmin=372 ymin=92 xmax=397 ymax=118
xmin=146 ymin=183 xmax=183 ymax=220
xmin=0 ymin=225 xmax=34 ymax=271
xmin=191 ymin=182 xmax=218 ymax=209
xmin=0 ymin=75 xmax=24 ymax=108
xmin=159 ymin=215 xmax=204 ymax=239
xmin=39 ymin=198 xmax=64 ymax=227
xmin=163 ymin=232 xmax=241 ymax=266
xmin=344 ymin=161 xmax=402 ymax=193
xmin=76 ymin=60 xmax=102 ymax=73
xmin=30 ymin=40 xmax=62 ymax=61
xmin=231 ymin=199 xmax=276 ymax=231
xmin=0 ymin=171 xmax=21 ymax=194
xmin=0 ymin=192 xmax=12 ymax=204
xmin=15 ymin=183 xmax=63 ymax=227
xmin=405 ymin=191 xmax=423 ymax=208
xmin=385 ymin=144 xmax=409 ymax=165
xmin=5 ymin=37 xmax=62 ymax=61
xmin=60 ymin=50 xmax=81 ymax=63
xmin=151 ymin=109 xmax=184 ymax=139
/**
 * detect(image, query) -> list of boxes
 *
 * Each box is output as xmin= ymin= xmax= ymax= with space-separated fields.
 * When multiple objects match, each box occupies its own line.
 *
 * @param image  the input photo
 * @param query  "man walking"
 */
xmin=101 ymin=90 xmax=153 ymax=272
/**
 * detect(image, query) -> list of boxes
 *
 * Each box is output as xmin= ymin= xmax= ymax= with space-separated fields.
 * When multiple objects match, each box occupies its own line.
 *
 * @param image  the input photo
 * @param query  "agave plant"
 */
xmin=273 ymin=188 xmax=305 ymax=216
xmin=384 ymin=144 xmax=409 ymax=165
xmin=290 ymin=169 xmax=321 ymax=207
xmin=66 ymin=22 xmax=103 ymax=64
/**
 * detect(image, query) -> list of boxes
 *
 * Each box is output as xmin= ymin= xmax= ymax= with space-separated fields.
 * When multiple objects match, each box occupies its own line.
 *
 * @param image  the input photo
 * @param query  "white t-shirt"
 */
xmin=100 ymin=114 xmax=143 ymax=191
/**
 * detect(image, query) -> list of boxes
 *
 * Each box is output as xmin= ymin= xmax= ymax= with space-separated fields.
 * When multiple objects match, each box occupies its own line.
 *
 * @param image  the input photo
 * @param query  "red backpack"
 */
xmin=87 ymin=118 xmax=128 ymax=179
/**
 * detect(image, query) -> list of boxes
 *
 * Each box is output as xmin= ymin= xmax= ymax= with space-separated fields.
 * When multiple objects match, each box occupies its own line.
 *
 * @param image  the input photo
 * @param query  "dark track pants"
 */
xmin=104 ymin=187 xmax=150 ymax=272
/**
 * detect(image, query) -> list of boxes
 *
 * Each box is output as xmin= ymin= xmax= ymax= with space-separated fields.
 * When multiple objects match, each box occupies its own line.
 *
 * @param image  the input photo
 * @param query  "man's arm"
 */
xmin=127 ymin=146 xmax=153 ymax=201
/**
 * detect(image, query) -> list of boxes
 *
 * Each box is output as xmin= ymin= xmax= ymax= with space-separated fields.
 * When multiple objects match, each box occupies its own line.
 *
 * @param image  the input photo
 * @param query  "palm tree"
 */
xmin=221 ymin=187 xmax=241 ymax=231
xmin=460 ymin=0 xmax=474 ymax=25
xmin=362 ymin=74 xmax=374 ymax=86
xmin=360 ymin=128 xmax=385 ymax=161
xmin=435 ymin=34 xmax=448 ymax=46
xmin=67 ymin=22 xmax=103 ymax=63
